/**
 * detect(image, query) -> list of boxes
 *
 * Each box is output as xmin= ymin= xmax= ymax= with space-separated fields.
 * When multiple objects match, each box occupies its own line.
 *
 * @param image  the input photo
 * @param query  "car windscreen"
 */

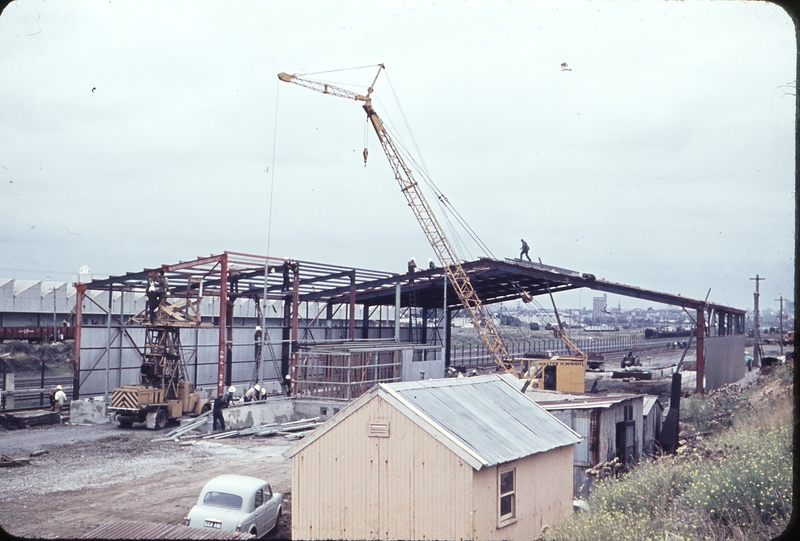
xmin=203 ymin=491 xmax=243 ymax=509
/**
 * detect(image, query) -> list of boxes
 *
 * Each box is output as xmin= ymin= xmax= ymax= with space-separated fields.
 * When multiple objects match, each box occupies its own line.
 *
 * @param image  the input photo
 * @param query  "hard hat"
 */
xmin=228 ymin=386 xmax=236 ymax=393
xmin=56 ymin=385 xmax=62 ymax=390
xmin=254 ymin=384 xmax=261 ymax=391
xmin=255 ymin=325 xmax=261 ymax=331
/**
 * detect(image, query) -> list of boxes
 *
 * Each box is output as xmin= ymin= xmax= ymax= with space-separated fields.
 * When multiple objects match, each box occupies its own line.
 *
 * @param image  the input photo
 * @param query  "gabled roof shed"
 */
xmin=284 ymin=375 xmax=580 ymax=541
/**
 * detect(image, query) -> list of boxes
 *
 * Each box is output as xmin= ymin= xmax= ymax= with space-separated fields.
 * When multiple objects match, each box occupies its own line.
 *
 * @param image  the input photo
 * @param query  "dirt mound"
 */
xmin=0 ymin=341 xmax=73 ymax=373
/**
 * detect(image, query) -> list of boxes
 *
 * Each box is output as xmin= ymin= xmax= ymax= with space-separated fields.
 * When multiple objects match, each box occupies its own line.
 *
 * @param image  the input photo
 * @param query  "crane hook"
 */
xmin=363 ymin=147 xmax=369 ymax=167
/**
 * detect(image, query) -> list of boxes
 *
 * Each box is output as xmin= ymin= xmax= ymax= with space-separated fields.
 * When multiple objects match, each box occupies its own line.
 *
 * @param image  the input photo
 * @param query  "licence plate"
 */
xmin=204 ymin=520 xmax=222 ymax=529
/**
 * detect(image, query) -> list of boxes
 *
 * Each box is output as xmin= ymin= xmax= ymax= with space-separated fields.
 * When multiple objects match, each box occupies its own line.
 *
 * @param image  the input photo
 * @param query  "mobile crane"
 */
xmin=108 ymin=272 xmax=211 ymax=429
xmin=520 ymin=287 xmax=591 ymax=392
xmin=278 ymin=66 xmax=517 ymax=376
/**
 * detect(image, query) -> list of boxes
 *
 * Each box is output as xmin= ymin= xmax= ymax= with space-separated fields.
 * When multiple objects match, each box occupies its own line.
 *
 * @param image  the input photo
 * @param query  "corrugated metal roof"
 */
xmin=82 ymin=520 xmax=254 ymax=540
xmin=498 ymin=374 xmax=642 ymax=409
xmin=385 ymin=375 xmax=581 ymax=467
xmin=643 ymin=395 xmax=662 ymax=416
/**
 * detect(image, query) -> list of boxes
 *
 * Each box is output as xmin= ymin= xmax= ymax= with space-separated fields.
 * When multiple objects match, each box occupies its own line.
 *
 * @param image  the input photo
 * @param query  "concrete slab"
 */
xmin=70 ymin=399 xmax=110 ymax=424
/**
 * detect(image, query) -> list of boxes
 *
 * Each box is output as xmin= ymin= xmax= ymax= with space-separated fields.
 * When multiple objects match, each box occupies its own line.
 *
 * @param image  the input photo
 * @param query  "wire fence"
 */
xmin=450 ymin=337 xmax=678 ymax=367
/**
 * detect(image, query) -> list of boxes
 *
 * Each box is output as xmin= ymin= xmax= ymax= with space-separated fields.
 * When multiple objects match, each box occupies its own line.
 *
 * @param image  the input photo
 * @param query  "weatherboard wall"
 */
xmin=291 ymin=393 xmax=475 ymax=540
xmin=471 ymin=444 xmax=573 ymax=540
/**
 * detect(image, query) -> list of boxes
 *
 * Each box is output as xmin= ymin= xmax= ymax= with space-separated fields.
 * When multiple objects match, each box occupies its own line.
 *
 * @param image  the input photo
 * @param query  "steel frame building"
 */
xmin=71 ymin=252 xmax=746 ymax=401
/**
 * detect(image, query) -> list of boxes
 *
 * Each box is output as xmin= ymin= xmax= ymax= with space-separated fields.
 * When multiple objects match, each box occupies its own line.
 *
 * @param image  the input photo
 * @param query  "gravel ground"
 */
xmin=0 ymin=422 xmax=294 ymax=539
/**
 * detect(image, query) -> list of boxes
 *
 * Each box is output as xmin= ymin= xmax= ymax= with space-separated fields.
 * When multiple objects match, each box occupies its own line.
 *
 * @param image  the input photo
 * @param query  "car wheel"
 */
xmin=155 ymin=408 xmax=168 ymax=430
xmin=200 ymin=403 xmax=211 ymax=414
xmin=249 ymin=526 xmax=257 ymax=538
xmin=119 ymin=420 xmax=133 ymax=428
xmin=272 ymin=508 xmax=282 ymax=531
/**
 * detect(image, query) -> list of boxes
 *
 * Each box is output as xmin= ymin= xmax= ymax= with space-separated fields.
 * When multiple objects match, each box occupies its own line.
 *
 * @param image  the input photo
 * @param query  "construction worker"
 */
xmin=53 ymin=385 xmax=67 ymax=413
xmin=244 ymin=384 xmax=261 ymax=402
xmin=520 ymin=239 xmax=532 ymax=262
xmin=254 ymin=325 xmax=263 ymax=360
xmin=223 ymin=385 xmax=236 ymax=406
xmin=407 ymin=257 xmax=417 ymax=273
xmin=146 ymin=275 xmax=159 ymax=323
xmin=428 ymin=258 xmax=435 ymax=269
xmin=212 ymin=394 xmax=226 ymax=431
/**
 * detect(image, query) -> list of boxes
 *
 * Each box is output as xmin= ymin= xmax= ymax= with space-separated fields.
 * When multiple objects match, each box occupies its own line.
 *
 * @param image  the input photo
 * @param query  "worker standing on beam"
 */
xmin=520 ymin=239 xmax=532 ymax=262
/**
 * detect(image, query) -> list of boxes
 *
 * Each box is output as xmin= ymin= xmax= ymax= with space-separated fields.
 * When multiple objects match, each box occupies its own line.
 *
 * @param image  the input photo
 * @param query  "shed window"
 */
xmin=499 ymin=468 xmax=516 ymax=525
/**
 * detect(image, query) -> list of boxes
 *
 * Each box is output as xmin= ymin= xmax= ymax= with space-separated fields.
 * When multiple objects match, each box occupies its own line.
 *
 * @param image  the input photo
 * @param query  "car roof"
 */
xmin=201 ymin=474 xmax=268 ymax=495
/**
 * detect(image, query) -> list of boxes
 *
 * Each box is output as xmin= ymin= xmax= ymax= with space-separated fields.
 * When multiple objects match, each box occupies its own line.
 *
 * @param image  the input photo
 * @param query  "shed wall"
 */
xmin=291 ymin=395 xmax=474 ymax=540
xmin=471 ymin=444 xmax=573 ymax=541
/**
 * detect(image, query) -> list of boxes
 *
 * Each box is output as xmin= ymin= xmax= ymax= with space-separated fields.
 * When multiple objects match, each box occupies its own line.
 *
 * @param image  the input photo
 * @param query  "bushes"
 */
xmin=543 ymin=367 xmax=793 ymax=541
xmin=680 ymin=424 xmax=792 ymax=538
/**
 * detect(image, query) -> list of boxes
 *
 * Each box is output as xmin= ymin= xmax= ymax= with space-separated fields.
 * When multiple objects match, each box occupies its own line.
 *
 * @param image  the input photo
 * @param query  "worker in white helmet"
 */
xmin=53 ymin=384 xmax=67 ymax=413
xmin=254 ymin=325 xmax=263 ymax=361
xmin=245 ymin=383 xmax=262 ymax=403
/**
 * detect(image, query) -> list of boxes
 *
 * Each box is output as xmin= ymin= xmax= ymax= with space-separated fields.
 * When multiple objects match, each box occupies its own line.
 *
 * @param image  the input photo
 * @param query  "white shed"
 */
xmin=283 ymin=374 xmax=581 ymax=541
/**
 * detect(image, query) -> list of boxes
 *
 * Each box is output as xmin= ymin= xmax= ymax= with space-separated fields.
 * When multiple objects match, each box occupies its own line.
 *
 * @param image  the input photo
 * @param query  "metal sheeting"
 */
xmin=387 ymin=375 xmax=580 ymax=467
xmin=0 ymin=278 xmax=77 ymax=313
xmin=82 ymin=520 xmax=254 ymax=540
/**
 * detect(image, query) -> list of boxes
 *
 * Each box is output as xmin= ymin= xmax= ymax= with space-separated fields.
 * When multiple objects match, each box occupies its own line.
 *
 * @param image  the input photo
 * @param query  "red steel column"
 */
xmin=696 ymin=307 xmax=705 ymax=395
xmin=217 ymin=254 xmax=228 ymax=396
xmin=72 ymin=283 xmax=86 ymax=400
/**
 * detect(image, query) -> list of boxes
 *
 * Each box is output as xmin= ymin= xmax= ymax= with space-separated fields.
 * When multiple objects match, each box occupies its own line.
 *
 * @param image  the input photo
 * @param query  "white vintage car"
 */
xmin=185 ymin=474 xmax=282 ymax=538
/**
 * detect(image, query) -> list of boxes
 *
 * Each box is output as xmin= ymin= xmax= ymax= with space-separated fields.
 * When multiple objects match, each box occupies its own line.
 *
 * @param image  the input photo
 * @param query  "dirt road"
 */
xmin=0 ymin=422 xmax=293 ymax=539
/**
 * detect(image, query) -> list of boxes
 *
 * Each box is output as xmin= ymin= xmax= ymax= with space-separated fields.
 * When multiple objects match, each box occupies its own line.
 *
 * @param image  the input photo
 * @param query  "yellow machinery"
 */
xmin=109 ymin=272 xmax=210 ymax=429
xmin=520 ymin=289 xmax=588 ymax=392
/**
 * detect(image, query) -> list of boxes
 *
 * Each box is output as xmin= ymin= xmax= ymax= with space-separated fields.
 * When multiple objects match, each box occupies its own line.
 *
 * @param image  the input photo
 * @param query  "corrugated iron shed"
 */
xmin=82 ymin=520 xmax=254 ymax=540
xmin=643 ymin=395 xmax=661 ymax=416
xmin=285 ymin=374 xmax=580 ymax=469
xmin=387 ymin=375 xmax=581 ymax=466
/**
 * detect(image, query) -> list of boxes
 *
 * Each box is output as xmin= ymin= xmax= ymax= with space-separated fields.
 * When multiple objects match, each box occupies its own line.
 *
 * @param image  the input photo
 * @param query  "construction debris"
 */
xmin=586 ymin=457 xmax=622 ymax=481
xmin=152 ymin=415 xmax=323 ymax=443
xmin=0 ymin=453 xmax=30 ymax=467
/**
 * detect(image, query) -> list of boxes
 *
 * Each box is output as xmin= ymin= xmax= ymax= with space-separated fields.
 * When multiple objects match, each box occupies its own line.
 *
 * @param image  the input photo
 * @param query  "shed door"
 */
xmin=616 ymin=420 xmax=635 ymax=466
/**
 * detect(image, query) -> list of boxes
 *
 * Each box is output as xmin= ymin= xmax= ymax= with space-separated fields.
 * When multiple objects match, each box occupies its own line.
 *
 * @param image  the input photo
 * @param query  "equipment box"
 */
xmin=167 ymin=400 xmax=183 ymax=419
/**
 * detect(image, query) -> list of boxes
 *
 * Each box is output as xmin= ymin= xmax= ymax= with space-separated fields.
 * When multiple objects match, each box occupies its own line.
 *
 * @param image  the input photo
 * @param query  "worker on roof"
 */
xmin=408 ymin=257 xmax=417 ymax=273
xmin=520 ymin=239 xmax=532 ymax=262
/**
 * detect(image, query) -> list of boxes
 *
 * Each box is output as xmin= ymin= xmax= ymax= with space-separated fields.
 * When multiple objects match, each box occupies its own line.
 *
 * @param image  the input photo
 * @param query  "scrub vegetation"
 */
xmin=543 ymin=363 xmax=794 ymax=541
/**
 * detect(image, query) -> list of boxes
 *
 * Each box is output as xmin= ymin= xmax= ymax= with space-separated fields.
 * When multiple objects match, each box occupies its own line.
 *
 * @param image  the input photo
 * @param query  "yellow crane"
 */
xmin=278 ymin=65 xmax=516 ymax=375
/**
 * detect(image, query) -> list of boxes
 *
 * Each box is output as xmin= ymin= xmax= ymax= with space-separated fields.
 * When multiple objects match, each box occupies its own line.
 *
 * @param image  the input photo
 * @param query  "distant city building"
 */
xmin=592 ymin=294 xmax=607 ymax=322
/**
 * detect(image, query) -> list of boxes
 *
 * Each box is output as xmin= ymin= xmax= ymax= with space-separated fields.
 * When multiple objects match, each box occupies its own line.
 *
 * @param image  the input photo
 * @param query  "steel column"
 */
xmin=348 ymin=271 xmax=356 ymax=340
xmin=72 ymin=283 xmax=86 ymax=400
xmin=290 ymin=262 xmax=299 ymax=396
xmin=217 ymin=254 xmax=228 ymax=396
xmin=696 ymin=308 xmax=705 ymax=395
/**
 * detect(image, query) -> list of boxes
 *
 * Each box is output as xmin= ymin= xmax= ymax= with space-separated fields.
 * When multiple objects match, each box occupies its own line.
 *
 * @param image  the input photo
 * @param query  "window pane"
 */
xmin=203 ymin=491 xmax=243 ymax=509
xmin=500 ymin=471 xmax=514 ymax=494
xmin=500 ymin=494 xmax=513 ymax=516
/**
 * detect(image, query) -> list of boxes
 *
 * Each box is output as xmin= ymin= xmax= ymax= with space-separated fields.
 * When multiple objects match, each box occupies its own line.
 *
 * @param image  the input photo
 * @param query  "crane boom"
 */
xmin=278 ymin=66 xmax=515 ymax=375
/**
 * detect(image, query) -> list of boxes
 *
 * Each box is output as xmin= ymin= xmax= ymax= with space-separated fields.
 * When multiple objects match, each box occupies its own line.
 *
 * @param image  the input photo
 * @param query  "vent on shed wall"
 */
xmin=369 ymin=422 xmax=390 ymax=438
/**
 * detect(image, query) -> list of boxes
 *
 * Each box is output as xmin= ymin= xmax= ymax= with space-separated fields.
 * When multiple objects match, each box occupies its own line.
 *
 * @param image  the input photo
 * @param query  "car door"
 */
xmin=262 ymin=484 xmax=278 ymax=528
xmin=252 ymin=486 xmax=267 ymax=534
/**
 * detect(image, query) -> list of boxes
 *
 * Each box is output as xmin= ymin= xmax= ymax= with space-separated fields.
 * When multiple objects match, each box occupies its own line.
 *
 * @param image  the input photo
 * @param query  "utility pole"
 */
xmin=775 ymin=295 xmax=784 ymax=355
xmin=750 ymin=275 xmax=764 ymax=367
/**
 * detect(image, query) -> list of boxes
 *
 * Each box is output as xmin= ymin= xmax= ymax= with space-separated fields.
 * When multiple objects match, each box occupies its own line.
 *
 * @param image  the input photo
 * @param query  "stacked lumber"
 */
xmin=152 ymin=416 xmax=323 ymax=443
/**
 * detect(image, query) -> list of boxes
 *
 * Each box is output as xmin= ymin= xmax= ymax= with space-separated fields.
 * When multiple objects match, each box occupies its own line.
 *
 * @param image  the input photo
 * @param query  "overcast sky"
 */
xmin=0 ymin=0 xmax=795 ymax=313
